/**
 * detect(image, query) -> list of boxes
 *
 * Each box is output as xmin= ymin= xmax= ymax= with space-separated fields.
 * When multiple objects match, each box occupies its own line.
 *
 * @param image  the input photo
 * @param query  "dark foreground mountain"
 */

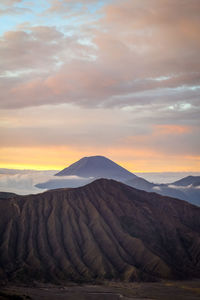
xmin=36 ymin=177 xmax=93 ymax=189
xmin=0 ymin=192 xmax=17 ymax=199
xmin=0 ymin=179 xmax=200 ymax=284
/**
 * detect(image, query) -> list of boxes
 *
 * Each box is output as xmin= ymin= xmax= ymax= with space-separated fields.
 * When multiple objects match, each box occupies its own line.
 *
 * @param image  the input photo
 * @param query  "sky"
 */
xmin=0 ymin=0 xmax=200 ymax=172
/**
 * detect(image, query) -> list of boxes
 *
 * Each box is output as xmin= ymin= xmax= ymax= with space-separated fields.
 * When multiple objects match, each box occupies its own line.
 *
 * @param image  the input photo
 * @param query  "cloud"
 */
xmin=0 ymin=0 xmax=22 ymax=6
xmin=0 ymin=103 xmax=198 ymax=152
xmin=0 ymin=100 xmax=199 ymax=173
xmin=0 ymin=168 xmax=91 ymax=195
xmin=152 ymin=186 xmax=161 ymax=191
xmin=1 ymin=167 xmax=200 ymax=195
xmin=168 ymin=184 xmax=193 ymax=189
xmin=0 ymin=27 xmax=64 ymax=73
xmin=46 ymin=0 xmax=101 ymax=14
xmin=0 ymin=7 xmax=31 ymax=16
xmin=154 ymin=124 xmax=191 ymax=135
xmin=0 ymin=0 xmax=31 ymax=16
xmin=0 ymin=0 xmax=199 ymax=110
xmin=0 ymin=170 xmax=54 ymax=194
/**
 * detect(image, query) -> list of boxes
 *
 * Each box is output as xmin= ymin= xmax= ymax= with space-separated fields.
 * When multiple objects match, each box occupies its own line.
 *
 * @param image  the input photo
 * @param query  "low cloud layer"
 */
xmin=0 ymin=170 xmax=55 ymax=194
xmin=0 ymin=168 xmax=200 ymax=195
xmin=0 ymin=169 xmax=92 ymax=194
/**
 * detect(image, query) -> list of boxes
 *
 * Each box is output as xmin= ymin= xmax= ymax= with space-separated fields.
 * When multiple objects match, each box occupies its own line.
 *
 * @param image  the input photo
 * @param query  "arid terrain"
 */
xmin=1 ymin=280 xmax=200 ymax=300
xmin=0 ymin=179 xmax=200 ymax=283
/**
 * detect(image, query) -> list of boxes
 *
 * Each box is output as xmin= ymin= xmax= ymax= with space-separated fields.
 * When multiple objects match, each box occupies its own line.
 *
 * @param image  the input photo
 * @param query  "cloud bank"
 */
xmin=0 ymin=0 xmax=199 ymax=110
xmin=0 ymin=168 xmax=200 ymax=195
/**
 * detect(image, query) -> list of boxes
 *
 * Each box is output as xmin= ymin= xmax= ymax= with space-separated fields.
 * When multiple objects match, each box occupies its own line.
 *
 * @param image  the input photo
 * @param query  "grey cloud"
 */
xmin=0 ymin=27 xmax=65 ymax=72
xmin=0 ymin=171 xmax=52 ymax=194
xmin=0 ymin=0 xmax=31 ymax=15
xmin=0 ymin=169 xmax=88 ymax=196
xmin=0 ymin=0 xmax=200 ymax=110
xmin=0 ymin=0 xmax=22 ymax=6
xmin=0 ymin=7 xmax=31 ymax=15
xmin=0 ymin=102 xmax=199 ymax=157
xmin=0 ymin=170 xmax=88 ymax=195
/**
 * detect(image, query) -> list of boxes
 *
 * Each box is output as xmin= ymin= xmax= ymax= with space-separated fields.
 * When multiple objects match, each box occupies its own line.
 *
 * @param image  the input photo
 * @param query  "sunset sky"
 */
xmin=0 ymin=0 xmax=200 ymax=172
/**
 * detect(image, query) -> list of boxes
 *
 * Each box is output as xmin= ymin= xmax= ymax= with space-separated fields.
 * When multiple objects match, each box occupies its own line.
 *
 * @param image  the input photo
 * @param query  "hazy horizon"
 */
xmin=1 ymin=165 xmax=200 ymax=195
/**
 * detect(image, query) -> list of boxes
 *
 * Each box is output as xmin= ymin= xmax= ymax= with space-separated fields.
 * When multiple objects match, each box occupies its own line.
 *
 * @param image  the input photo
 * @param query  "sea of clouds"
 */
xmin=0 ymin=169 xmax=89 ymax=195
xmin=0 ymin=169 xmax=200 ymax=195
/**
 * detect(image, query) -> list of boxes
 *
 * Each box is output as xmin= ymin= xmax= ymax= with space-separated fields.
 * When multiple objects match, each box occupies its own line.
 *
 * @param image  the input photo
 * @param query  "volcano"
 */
xmin=55 ymin=155 xmax=136 ymax=180
xmin=1 ymin=179 xmax=200 ymax=283
xmin=36 ymin=155 xmax=152 ymax=191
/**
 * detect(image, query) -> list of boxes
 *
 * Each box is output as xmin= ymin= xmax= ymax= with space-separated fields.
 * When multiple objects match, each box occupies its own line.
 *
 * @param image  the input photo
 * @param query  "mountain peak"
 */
xmin=82 ymin=155 xmax=107 ymax=159
xmin=55 ymin=155 xmax=136 ymax=180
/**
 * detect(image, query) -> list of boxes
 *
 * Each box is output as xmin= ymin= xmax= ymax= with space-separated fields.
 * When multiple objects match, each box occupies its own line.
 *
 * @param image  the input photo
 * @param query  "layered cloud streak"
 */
xmin=0 ymin=0 xmax=200 ymax=109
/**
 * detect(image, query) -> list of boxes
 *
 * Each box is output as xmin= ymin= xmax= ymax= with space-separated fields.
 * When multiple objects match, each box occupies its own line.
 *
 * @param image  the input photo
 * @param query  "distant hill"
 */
xmin=1 ymin=179 xmax=200 ymax=283
xmin=150 ymin=185 xmax=200 ymax=207
xmin=125 ymin=176 xmax=154 ymax=190
xmin=171 ymin=176 xmax=200 ymax=187
xmin=149 ymin=175 xmax=200 ymax=206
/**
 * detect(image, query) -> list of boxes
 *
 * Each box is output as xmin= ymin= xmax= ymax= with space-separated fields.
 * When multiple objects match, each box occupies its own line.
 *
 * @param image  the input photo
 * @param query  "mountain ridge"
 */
xmin=1 ymin=179 xmax=200 ymax=284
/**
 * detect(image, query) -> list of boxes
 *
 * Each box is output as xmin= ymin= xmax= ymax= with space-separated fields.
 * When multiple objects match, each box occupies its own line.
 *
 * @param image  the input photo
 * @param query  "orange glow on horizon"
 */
xmin=0 ymin=146 xmax=200 ymax=173
xmin=155 ymin=124 xmax=192 ymax=135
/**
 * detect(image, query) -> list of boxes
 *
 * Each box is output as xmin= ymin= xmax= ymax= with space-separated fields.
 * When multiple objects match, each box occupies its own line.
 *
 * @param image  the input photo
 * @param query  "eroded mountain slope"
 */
xmin=0 ymin=179 xmax=200 ymax=283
